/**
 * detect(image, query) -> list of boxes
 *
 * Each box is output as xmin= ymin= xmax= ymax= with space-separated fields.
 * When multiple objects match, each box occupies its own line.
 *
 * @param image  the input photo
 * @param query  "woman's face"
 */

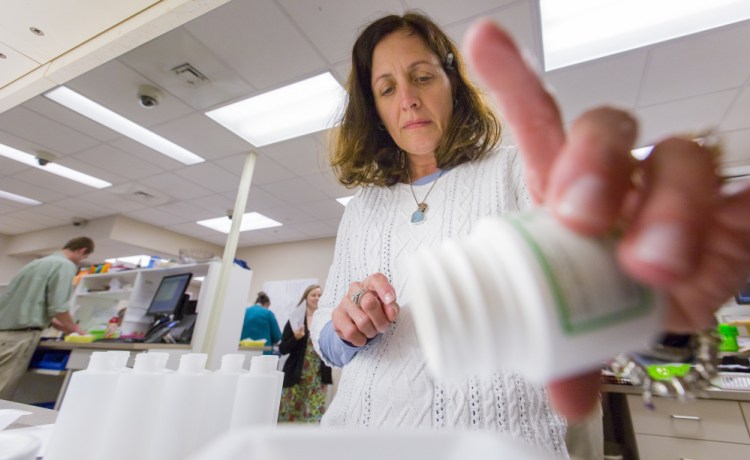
xmin=306 ymin=288 xmax=322 ymax=310
xmin=371 ymin=29 xmax=453 ymax=163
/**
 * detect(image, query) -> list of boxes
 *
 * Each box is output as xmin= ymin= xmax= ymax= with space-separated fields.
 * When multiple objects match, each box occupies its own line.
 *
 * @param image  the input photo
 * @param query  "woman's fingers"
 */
xmin=618 ymin=137 xmax=720 ymax=286
xmin=547 ymin=108 xmax=639 ymax=234
xmin=463 ymin=19 xmax=565 ymax=203
xmin=332 ymin=274 xmax=399 ymax=346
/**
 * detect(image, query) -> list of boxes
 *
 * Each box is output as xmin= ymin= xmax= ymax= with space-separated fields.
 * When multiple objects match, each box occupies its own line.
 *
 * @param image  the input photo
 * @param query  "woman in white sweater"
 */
xmin=311 ymin=10 xmax=750 ymax=459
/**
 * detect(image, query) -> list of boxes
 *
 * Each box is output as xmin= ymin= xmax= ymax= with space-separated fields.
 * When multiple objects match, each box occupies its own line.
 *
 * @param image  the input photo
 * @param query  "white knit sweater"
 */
xmin=311 ymin=147 xmax=569 ymax=458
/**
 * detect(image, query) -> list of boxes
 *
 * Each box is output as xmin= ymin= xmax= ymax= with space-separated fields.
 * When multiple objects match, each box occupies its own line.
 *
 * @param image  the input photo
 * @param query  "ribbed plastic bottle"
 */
xmin=145 ymin=353 xmax=211 ymax=460
xmin=230 ymin=355 xmax=283 ymax=427
xmin=45 ymin=352 xmax=120 ymax=460
xmin=93 ymin=352 xmax=170 ymax=460
xmin=407 ymin=210 xmax=664 ymax=383
xmin=196 ymin=354 xmax=247 ymax=446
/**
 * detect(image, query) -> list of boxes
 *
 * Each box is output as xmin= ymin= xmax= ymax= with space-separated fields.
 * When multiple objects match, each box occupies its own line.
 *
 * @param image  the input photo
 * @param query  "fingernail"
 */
xmin=389 ymin=305 xmax=399 ymax=317
xmin=556 ymin=175 xmax=609 ymax=227
xmin=633 ymin=224 xmax=691 ymax=275
xmin=384 ymin=293 xmax=395 ymax=304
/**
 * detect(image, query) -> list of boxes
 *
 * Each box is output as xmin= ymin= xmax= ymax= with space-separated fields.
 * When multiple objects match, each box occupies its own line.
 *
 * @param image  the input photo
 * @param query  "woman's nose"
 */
xmin=400 ymin=88 xmax=420 ymax=110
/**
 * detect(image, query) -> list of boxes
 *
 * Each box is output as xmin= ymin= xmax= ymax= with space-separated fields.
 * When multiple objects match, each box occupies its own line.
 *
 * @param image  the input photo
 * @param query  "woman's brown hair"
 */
xmin=330 ymin=11 xmax=501 ymax=187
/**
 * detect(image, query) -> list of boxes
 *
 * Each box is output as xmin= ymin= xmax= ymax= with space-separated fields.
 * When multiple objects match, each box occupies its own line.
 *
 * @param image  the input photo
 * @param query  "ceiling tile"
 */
xmin=280 ymin=0 xmax=404 ymax=64
xmin=635 ymin=90 xmax=737 ymax=147
xmin=65 ymin=59 xmax=194 ymax=128
xmin=153 ymin=112 xmax=252 ymax=161
xmin=260 ymin=177 xmax=328 ymax=204
xmin=545 ymin=51 xmax=647 ymax=122
xmin=117 ymin=26 xmax=256 ymax=111
xmin=215 ymin=153 xmax=295 ymax=186
xmin=13 ymin=169 xmax=95 ymax=196
xmin=261 ymin=133 xmax=328 ymax=176
xmin=638 ymin=21 xmax=750 ymax=106
xmin=0 ymin=106 xmax=98 ymax=155
xmin=720 ymin=87 xmax=750 ymax=132
xmin=174 ymin=161 xmax=240 ymax=193
xmin=23 ymin=95 xmax=121 ymax=142
xmin=721 ymin=128 xmax=750 ymax=167
xmin=0 ymin=177 xmax=66 ymax=202
xmin=263 ymin=204 xmax=317 ymax=226
xmin=185 ymin=0 xmax=326 ymax=89
xmin=135 ymin=172 xmax=213 ymax=200
xmin=72 ymin=144 xmax=165 ymax=180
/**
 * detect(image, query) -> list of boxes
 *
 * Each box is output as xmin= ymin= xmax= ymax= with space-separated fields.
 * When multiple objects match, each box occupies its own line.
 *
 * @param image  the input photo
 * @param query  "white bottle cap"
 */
xmin=87 ymin=352 xmax=115 ymax=372
xmin=249 ymin=355 xmax=278 ymax=375
xmin=133 ymin=353 xmax=162 ymax=372
xmin=106 ymin=351 xmax=131 ymax=369
xmin=220 ymin=354 xmax=246 ymax=372
xmin=178 ymin=353 xmax=208 ymax=373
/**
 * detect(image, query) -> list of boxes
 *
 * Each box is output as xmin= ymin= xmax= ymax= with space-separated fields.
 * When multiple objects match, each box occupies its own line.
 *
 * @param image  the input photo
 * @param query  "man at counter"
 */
xmin=0 ymin=236 xmax=93 ymax=400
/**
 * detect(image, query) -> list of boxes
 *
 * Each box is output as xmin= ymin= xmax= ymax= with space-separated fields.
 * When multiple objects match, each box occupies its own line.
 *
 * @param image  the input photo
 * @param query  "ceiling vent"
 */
xmin=171 ymin=63 xmax=209 ymax=87
xmin=110 ymin=183 xmax=171 ymax=206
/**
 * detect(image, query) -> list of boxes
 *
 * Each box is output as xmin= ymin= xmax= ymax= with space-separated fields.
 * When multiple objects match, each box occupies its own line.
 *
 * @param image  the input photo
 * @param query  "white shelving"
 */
xmin=70 ymin=261 xmax=252 ymax=368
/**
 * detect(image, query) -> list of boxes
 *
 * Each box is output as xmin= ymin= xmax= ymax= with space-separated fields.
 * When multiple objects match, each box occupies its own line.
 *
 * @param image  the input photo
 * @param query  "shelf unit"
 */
xmin=70 ymin=261 xmax=253 ymax=368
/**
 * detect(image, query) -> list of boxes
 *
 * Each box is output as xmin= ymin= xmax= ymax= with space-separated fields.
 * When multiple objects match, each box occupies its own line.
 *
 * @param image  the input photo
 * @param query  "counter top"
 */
xmin=602 ymin=383 xmax=750 ymax=402
xmin=37 ymin=340 xmax=190 ymax=351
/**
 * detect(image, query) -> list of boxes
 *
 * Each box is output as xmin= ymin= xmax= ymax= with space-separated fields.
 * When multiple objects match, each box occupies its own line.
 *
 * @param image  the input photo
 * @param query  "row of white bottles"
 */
xmin=45 ymin=352 xmax=284 ymax=460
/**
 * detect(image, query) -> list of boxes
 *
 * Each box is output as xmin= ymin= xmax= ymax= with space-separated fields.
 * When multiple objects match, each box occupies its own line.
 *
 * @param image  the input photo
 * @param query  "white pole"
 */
xmin=200 ymin=151 xmax=257 ymax=362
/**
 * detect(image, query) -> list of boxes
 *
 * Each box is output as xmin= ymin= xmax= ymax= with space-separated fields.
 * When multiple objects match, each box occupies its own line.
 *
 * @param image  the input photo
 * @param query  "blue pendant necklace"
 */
xmin=406 ymin=169 xmax=444 ymax=224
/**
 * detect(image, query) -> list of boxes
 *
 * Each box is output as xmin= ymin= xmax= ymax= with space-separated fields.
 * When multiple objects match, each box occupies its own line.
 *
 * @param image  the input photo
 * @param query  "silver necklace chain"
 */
xmin=406 ymin=168 xmax=444 ymax=224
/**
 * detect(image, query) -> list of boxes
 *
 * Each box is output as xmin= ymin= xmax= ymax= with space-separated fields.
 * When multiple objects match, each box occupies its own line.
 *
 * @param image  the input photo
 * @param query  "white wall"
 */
xmin=0 ymin=234 xmax=35 ymax=283
xmin=236 ymin=237 xmax=336 ymax=304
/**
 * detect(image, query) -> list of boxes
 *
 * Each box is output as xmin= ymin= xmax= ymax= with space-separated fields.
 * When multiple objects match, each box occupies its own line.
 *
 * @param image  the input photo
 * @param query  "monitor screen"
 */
xmin=737 ymin=278 xmax=750 ymax=305
xmin=146 ymin=273 xmax=193 ymax=317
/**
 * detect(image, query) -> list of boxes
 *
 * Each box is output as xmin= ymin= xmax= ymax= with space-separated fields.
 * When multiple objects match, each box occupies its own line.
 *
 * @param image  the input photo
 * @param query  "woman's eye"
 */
xmin=415 ymin=75 xmax=433 ymax=84
xmin=380 ymin=86 xmax=394 ymax=96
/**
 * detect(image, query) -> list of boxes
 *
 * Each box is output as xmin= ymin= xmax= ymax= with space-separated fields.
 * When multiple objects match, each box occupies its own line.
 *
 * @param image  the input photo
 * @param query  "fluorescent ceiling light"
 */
xmin=0 ymin=189 xmax=41 ymax=205
xmin=631 ymin=146 xmax=653 ymax=161
xmin=45 ymin=87 xmax=204 ymax=165
xmin=197 ymin=212 xmax=282 ymax=233
xmin=0 ymin=142 xmax=111 ymax=188
xmin=541 ymin=0 xmax=750 ymax=70
xmin=336 ymin=196 xmax=354 ymax=206
xmin=206 ymin=72 xmax=345 ymax=147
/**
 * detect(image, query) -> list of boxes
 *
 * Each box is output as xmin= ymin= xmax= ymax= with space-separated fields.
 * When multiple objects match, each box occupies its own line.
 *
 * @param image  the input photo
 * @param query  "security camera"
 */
xmin=137 ymin=85 xmax=162 ymax=109
xmin=226 ymin=209 xmax=234 ymax=219
xmin=35 ymin=150 xmax=56 ymax=167
xmin=71 ymin=217 xmax=88 ymax=227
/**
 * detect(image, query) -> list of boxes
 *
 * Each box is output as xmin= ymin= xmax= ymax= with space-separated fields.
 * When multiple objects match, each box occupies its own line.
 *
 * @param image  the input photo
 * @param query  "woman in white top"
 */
xmin=311 ymin=11 xmax=750 ymax=458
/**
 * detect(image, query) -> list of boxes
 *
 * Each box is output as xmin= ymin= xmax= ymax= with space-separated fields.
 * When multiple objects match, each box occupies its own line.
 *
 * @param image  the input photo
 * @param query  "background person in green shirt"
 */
xmin=0 ymin=236 xmax=94 ymax=400
xmin=240 ymin=291 xmax=282 ymax=355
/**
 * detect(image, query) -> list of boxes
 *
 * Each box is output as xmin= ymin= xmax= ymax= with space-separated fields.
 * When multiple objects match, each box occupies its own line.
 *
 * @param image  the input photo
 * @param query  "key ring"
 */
xmin=609 ymin=329 xmax=721 ymax=410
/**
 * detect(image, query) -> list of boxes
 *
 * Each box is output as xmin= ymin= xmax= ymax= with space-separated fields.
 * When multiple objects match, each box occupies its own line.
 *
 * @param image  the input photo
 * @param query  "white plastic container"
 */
xmin=197 ymin=354 xmax=246 ymax=446
xmin=145 ymin=353 xmax=211 ymax=460
xmin=230 ymin=355 xmax=283 ymax=427
xmin=93 ymin=352 xmax=169 ymax=460
xmin=407 ymin=210 xmax=664 ymax=383
xmin=45 ymin=352 xmax=120 ymax=460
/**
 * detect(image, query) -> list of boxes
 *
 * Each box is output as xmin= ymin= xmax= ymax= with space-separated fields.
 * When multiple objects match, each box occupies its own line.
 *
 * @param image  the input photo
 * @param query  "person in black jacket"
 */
xmin=278 ymin=284 xmax=332 ymax=422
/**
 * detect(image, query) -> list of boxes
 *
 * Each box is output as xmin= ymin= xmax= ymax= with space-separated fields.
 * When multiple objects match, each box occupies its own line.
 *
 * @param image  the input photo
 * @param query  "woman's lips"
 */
xmin=404 ymin=120 xmax=430 ymax=129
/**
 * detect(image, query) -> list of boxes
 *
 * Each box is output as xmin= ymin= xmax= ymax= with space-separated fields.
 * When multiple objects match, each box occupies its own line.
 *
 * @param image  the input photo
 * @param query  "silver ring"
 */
xmin=351 ymin=288 xmax=369 ymax=307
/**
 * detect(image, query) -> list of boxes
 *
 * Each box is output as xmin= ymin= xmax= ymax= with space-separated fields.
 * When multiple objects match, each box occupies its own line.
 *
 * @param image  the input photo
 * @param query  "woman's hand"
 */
xmin=464 ymin=20 xmax=750 ymax=421
xmin=332 ymin=273 xmax=400 ymax=347
xmin=293 ymin=327 xmax=306 ymax=340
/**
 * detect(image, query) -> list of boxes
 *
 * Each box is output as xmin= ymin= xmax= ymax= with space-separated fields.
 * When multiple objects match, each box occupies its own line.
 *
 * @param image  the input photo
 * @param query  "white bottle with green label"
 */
xmin=407 ymin=210 xmax=664 ymax=383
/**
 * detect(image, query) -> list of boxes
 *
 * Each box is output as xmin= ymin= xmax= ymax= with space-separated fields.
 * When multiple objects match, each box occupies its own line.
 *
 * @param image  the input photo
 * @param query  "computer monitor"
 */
xmin=145 ymin=272 xmax=193 ymax=318
xmin=736 ymin=278 xmax=750 ymax=305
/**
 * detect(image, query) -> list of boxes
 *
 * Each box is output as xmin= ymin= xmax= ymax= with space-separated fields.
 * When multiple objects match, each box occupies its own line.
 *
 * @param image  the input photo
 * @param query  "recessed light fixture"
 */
xmin=336 ymin=196 xmax=354 ymax=206
xmin=0 ymin=142 xmax=111 ymax=188
xmin=206 ymin=72 xmax=345 ymax=147
xmin=0 ymin=189 xmax=41 ymax=205
xmin=197 ymin=212 xmax=282 ymax=233
xmin=540 ymin=0 xmax=750 ymax=70
xmin=44 ymin=86 xmax=204 ymax=165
